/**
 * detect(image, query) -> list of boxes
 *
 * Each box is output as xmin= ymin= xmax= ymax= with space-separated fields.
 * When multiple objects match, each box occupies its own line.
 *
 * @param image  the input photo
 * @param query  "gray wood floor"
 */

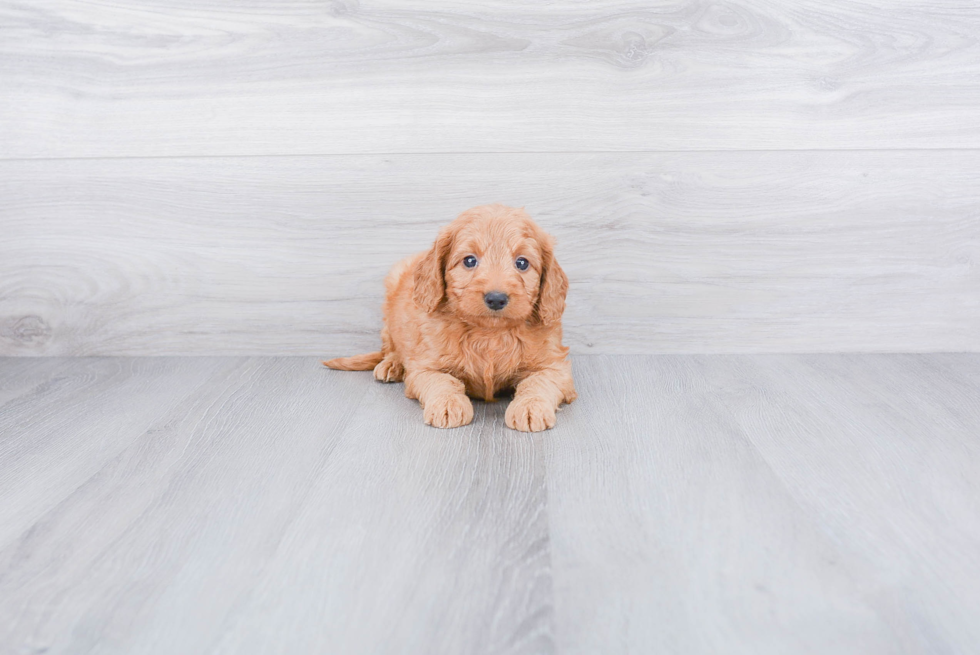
xmin=1 ymin=354 xmax=978 ymax=654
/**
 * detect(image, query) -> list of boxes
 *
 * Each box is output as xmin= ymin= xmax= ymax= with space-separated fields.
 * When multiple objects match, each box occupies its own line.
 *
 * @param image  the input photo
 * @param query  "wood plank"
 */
xmin=0 ymin=357 xmax=370 ymax=654
xmin=0 ymin=357 xmax=237 ymax=549
xmin=0 ymin=357 xmax=63 ymax=408
xmin=710 ymin=353 xmax=980 ymax=654
xmin=2 ymin=151 xmax=977 ymax=356
xmin=2 ymin=355 xmax=979 ymax=652
xmin=210 ymin=375 xmax=551 ymax=655
xmin=2 ymin=0 xmax=980 ymax=158
xmin=546 ymin=355 xmax=909 ymax=654
xmin=0 ymin=359 xmax=551 ymax=654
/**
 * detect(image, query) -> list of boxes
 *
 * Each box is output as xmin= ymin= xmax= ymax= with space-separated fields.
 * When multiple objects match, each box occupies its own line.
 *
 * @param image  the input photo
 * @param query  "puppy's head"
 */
xmin=414 ymin=205 xmax=568 ymax=327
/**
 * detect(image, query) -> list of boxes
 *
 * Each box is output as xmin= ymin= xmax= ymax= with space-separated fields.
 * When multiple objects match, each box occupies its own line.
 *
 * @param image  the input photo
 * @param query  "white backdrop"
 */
xmin=2 ymin=0 xmax=978 ymax=355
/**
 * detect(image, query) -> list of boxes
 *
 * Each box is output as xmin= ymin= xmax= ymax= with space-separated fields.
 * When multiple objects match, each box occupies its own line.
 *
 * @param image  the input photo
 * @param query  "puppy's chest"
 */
xmin=449 ymin=331 xmax=526 ymax=398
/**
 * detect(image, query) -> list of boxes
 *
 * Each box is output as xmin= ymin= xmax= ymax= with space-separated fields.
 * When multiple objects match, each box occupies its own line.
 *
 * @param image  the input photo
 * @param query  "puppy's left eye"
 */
xmin=515 ymin=257 xmax=529 ymax=271
xmin=463 ymin=255 xmax=478 ymax=268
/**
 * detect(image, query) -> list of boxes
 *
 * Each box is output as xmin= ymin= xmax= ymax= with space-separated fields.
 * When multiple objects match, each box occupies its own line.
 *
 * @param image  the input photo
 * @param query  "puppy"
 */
xmin=324 ymin=204 xmax=576 ymax=432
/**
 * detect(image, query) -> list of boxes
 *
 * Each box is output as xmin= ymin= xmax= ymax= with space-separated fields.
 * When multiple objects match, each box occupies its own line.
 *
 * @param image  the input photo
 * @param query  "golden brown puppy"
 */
xmin=324 ymin=204 xmax=576 ymax=431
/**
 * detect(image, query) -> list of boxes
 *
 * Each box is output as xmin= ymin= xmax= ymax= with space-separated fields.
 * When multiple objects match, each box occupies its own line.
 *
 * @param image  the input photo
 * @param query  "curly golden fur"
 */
xmin=324 ymin=204 xmax=576 ymax=431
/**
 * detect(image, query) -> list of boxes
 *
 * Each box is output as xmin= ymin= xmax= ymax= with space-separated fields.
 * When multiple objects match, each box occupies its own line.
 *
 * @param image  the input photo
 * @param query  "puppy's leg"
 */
xmin=373 ymin=324 xmax=404 ymax=382
xmin=506 ymin=363 xmax=575 ymax=432
xmin=405 ymin=369 xmax=474 ymax=429
xmin=373 ymin=356 xmax=404 ymax=383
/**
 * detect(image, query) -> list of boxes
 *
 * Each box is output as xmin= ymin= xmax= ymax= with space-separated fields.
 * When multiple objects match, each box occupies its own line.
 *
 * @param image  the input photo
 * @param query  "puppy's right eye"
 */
xmin=463 ymin=255 xmax=478 ymax=268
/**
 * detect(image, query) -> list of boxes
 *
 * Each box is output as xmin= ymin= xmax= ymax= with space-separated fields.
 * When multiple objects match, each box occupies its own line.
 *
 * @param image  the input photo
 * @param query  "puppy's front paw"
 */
xmin=506 ymin=396 xmax=557 ymax=432
xmin=373 ymin=357 xmax=404 ymax=383
xmin=423 ymin=393 xmax=474 ymax=429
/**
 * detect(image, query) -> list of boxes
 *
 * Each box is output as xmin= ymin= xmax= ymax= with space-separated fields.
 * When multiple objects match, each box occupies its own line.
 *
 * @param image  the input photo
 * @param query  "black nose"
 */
xmin=484 ymin=291 xmax=509 ymax=311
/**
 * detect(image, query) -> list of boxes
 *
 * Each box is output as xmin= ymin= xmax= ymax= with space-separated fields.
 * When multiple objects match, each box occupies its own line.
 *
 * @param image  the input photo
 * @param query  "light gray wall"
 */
xmin=1 ymin=0 xmax=978 ymax=355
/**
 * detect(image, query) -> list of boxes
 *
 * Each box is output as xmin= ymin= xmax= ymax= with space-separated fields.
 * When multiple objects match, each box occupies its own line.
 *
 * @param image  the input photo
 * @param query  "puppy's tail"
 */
xmin=322 ymin=351 xmax=384 ymax=371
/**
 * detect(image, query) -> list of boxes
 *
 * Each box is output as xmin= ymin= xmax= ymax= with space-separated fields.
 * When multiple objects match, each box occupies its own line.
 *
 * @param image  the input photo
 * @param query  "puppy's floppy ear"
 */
xmin=534 ymin=233 xmax=569 ymax=326
xmin=413 ymin=228 xmax=453 ymax=313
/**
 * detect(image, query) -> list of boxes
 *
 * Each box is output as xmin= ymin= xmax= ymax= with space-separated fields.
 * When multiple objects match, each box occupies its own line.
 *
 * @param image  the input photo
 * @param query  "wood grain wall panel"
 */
xmin=2 ymin=0 xmax=979 ymax=158
xmin=2 ymin=151 xmax=977 ymax=355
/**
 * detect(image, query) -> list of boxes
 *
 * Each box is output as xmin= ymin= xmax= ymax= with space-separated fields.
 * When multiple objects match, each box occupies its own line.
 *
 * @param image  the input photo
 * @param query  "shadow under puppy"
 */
xmin=324 ymin=204 xmax=576 ymax=432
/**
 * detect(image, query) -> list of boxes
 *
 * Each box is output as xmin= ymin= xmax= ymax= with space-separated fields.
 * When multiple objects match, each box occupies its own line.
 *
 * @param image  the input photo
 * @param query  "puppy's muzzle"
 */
xmin=484 ymin=291 xmax=509 ymax=311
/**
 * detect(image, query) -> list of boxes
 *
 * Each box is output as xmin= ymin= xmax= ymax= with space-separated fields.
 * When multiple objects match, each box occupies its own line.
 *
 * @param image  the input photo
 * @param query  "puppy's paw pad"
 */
xmin=373 ymin=358 xmax=404 ymax=383
xmin=506 ymin=397 xmax=557 ymax=432
xmin=424 ymin=393 xmax=474 ymax=429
